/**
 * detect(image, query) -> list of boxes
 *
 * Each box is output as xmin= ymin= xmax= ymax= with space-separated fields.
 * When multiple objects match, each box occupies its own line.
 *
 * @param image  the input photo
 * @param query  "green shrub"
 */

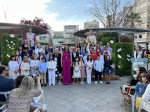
xmin=114 ymin=42 xmax=133 ymax=76
xmin=0 ymin=34 xmax=19 ymax=65
xmin=97 ymin=32 xmax=118 ymax=42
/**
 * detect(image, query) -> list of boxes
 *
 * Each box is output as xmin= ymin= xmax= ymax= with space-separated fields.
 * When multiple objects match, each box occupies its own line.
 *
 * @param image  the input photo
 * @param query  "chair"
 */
xmin=0 ymin=105 xmax=7 ymax=112
xmin=33 ymin=90 xmax=44 ymax=103
xmin=33 ymin=90 xmax=45 ymax=112
xmin=0 ymin=91 xmax=10 ymax=104
xmin=34 ymin=108 xmax=40 ymax=112
xmin=120 ymin=85 xmax=136 ymax=112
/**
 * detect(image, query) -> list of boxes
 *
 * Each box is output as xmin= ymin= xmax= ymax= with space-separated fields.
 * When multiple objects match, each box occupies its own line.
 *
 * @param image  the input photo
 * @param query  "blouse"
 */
xmin=7 ymin=88 xmax=41 ymax=112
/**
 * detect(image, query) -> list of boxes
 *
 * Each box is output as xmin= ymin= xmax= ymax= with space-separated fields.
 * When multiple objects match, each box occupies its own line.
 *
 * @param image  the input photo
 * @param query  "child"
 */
xmin=104 ymin=55 xmax=112 ymax=84
xmin=73 ymin=57 xmax=81 ymax=85
xmin=85 ymin=55 xmax=93 ymax=84
xmin=30 ymin=54 xmax=40 ymax=79
xmin=8 ymin=55 xmax=20 ymax=80
xmin=94 ymin=55 xmax=103 ymax=84
xmin=39 ymin=57 xmax=47 ymax=87
xmin=20 ymin=56 xmax=30 ymax=76
xmin=79 ymin=56 xmax=85 ymax=84
xmin=135 ymin=73 xmax=148 ymax=110
xmin=15 ymin=50 xmax=22 ymax=65
xmin=47 ymin=55 xmax=56 ymax=86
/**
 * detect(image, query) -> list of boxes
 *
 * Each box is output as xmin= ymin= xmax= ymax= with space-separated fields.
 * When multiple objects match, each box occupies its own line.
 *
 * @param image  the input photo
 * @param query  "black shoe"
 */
xmin=108 ymin=82 xmax=110 ymax=84
xmin=44 ymin=84 xmax=47 ymax=87
xmin=106 ymin=82 xmax=109 ymax=84
xmin=41 ymin=84 xmax=43 ymax=87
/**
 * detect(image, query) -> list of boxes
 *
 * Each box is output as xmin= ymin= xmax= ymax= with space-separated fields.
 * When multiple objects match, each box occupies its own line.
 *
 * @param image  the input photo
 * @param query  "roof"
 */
xmin=74 ymin=28 xmax=150 ymax=37
xmin=0 ymin=22 xmax=49 ymax=34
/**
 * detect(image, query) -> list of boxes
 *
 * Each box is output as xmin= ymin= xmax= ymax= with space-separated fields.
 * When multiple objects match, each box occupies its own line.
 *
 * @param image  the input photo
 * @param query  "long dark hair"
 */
xmin=74 ymin=56 xmax=79 ymax=65
xmin=10 ymin=55 xmax=16 ymax=61
xmin=87 ymin=55 xmax=92 ymax=62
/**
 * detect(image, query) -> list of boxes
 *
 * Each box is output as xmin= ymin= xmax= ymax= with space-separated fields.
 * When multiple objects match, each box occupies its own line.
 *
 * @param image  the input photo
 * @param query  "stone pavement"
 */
xmin=42 ymin=76 xmax=132 ymax=112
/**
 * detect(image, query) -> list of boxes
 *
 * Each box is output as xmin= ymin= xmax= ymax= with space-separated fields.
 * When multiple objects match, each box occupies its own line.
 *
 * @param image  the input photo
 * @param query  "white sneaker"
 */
xmin=99 ymin=81 xmax=103 ymax=84
xmin=81 ymin=82 xmax=84 ymax=84
xmin=59 ymin=81 xmax=61 ymax=84
xmin=95 ymin=81 xmax=97 ymax=84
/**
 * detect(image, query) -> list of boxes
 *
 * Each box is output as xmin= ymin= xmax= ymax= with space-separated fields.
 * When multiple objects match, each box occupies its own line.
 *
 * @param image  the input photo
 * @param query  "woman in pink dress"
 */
xmin=61 ymin=45 xmax=72 ymax=85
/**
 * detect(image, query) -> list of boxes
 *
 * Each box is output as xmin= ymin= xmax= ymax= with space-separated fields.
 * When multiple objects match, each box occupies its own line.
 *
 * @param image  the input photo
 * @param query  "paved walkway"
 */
xmin=42 ymin=76 xmax=132 ymax=112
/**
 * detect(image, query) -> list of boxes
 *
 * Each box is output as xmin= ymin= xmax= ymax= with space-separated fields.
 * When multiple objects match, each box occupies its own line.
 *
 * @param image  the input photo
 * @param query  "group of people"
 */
xmin=121 ymin=66 xmax=150 ymax=112
xmin=8 ymin=41 xmax=114 ymax=86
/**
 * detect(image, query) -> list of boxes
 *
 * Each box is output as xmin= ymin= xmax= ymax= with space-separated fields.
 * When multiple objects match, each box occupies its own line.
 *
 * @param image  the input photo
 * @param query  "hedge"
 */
xmin=97 ymin=32 xmax=118 ymax=42
xmin=114 ymin=42 xmax=133 ymax=76
xmin=101 ymin=37 xmax=117 ymax=62
xmin=0 ymin=34 xmax=19 ymax=65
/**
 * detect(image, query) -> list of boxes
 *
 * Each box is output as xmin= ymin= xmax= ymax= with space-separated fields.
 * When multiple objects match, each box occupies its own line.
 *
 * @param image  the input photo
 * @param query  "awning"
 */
xmin=74 ymin=28 xmax=150 ymax=37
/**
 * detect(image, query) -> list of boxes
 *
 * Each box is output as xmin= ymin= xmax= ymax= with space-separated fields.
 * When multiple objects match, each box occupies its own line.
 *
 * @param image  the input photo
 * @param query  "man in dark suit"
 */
xmin=53 ymin=48 xmax=62 ymax=84
xmin=0 ymin=66 xmax=14 ymax=102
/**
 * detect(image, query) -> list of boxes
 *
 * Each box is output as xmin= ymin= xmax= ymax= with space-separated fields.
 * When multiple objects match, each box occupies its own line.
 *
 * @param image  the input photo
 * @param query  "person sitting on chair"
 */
xmin=0 ymin=65 xmax=14 ymax=102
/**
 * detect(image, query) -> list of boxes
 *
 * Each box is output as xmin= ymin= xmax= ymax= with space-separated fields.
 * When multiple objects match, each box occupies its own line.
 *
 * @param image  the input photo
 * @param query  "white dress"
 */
xmin=86 ymin=61 xmax=93 ymax=73
xmin=73 ymin=62 xmax=81 ymax=78
xmin=8 ymin=61 xmax=20 ymax=79
xmin=20 ymin=62 xmax=30 ymax=76
xmin=30 ymin=60 xmax=40 ymax=76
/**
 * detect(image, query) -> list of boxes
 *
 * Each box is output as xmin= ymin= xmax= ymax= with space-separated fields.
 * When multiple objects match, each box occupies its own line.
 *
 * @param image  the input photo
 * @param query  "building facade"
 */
xmin=84 ymin=19 xmax=99 ymax=29
xmin=134 ymin=0 xmax=150 ymax=49
xmin=64 ymin=25 xmax=79 ymax=43
xmin=52 ymin=31 xmax=64 ymax=45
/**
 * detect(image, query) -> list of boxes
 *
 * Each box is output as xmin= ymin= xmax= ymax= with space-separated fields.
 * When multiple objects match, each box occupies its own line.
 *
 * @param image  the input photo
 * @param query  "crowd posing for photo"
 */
xmin=8 ymin=40 xmax=114 ymax=86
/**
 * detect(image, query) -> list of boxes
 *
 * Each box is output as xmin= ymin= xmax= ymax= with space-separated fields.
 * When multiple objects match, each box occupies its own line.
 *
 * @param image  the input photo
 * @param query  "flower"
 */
xmin=127 ymin=58 xmax=130 ymax=61
xmin=7 ymin=54 xmax=10 ymax=57
xmin=110 ymin=40 xmax=114 ymax=44
xmin=118 ymin=54 xmax=122 ymax=58
xmin=118 ymin=65 xmax=121 ymax=68
xmin=10 ymin=41 xmax=13 ymax=43
xmin=10 ymin=34 xmax=15 ymax=38
xmin=127 ymin=54 xmax=130 ymax=58
xmin=117 ymin=48 xmax=122 ymax=52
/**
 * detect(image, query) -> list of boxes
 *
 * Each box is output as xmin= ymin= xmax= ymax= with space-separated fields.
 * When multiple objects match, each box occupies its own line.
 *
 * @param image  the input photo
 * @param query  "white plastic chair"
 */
xmin=120 ymin=85 xmax=136 ymax=112
xmin=0 ymin=105 xmax=7 ymax=112
xmin=34 ymin=108 xmax=40 ymax=112
xmin=0 ymin=91 xmax=10 ymax=104
xmin=33 ymin=90 xmax=44 ymax=103
xmin=33 ymin=90 xmax=45 ymax=112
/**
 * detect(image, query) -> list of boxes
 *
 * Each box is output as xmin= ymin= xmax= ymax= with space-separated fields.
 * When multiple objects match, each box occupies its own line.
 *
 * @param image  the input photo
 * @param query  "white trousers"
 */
xmin=86 ymin=68 xmax=92 ymax=84
xmin=48 ymin=70 xmax=55 ymax=85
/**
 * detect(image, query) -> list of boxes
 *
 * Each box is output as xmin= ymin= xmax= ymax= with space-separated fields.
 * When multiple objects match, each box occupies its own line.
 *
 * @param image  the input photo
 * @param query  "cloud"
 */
xmin=0 ymin=0 xmax=74 ymax=31
xmin=0 ymin=0 xmax=103 ymax=31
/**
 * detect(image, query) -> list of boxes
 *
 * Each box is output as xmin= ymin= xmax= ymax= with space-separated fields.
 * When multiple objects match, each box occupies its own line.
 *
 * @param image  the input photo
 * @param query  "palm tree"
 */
xmin=124 ymin=12 xmax=142 ymax=28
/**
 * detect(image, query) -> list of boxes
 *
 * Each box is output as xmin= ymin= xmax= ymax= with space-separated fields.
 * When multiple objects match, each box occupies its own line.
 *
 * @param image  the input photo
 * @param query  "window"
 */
xmin=139 ymin=34 xmax=142 ymax=38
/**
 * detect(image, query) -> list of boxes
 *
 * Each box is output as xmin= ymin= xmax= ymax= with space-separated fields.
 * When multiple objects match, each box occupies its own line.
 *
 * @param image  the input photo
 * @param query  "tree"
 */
xmin=88 ymin=0 xmax=133 ymax=28
xmin=124 ymin=12 xmax=142 ymax=28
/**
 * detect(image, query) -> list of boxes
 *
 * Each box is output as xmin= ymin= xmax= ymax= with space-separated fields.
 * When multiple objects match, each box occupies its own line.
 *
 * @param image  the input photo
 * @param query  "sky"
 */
xmin=0 ymin=0 xmax=133 ymax=31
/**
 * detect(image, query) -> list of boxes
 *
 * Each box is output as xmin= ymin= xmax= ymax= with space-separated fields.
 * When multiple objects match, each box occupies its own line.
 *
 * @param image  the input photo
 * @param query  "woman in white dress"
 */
xmin=9 ymin=55 xmax=20 ymax=80
xmin=20 ymin=56 xmax=30 ymax=76
xmin=73 ymin=57 xmax=81 ymax=85
xmin=85 ymin=55 xmax=93 ymax=84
